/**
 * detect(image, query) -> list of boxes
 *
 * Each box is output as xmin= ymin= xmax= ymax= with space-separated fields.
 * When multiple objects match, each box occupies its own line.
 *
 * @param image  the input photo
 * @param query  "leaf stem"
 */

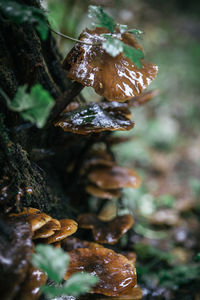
xmin=50 ymin=28 xmax=101 ymax=46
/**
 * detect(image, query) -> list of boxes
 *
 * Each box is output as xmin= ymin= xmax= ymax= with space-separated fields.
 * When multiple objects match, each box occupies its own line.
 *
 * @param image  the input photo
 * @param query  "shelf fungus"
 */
xmin=63 ymin=28 xmax=158 ymax=102
xmin=33 ymin=218 xmax=61 ymax=239
xmin=88 ymin=165 xmax=141 ymax=190
xmin=78 ymin=213 xmax=134 ymax=244
xmin=54 ymin=101 xmax=134 ymax=134
xmin=65 ymin=247 xmax=137 ymax=296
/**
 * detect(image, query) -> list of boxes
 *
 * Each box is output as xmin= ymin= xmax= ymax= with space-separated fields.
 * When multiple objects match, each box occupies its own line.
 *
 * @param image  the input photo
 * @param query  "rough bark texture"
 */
xmin=0 ymin=0 xmax=86 ymax=217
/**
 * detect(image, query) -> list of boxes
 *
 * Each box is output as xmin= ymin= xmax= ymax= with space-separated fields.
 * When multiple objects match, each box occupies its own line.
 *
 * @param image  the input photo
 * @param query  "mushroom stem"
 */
xmin=50 ymin=28 xmax=101 ymax=46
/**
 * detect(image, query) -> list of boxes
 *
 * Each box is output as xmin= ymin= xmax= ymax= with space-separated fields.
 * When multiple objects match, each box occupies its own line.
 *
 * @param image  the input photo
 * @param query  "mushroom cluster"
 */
xmin=9 ymin=207 xmax=140 ymax=298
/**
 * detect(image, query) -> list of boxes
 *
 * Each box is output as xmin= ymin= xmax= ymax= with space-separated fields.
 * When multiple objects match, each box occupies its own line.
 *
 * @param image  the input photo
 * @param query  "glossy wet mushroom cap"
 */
xmin=65 ymin=247 xmax=137 ymax=296
xmin=44 ymin=219 xmax=78 ymax=244
xmin=33 ymin=218 xmax=61 ymax=239
xmin=54 ymin=102 xmax=134 ymax=134
xmin=61 ymin=237 xmax=103 ymax=251
xmin=88 ymin=165 xmax=141 ymax=190
xmin=10 ymin=207 xmax=52 ymax=232
xmin=63 ymin=28 xmax=158 ymax=102
xmin=86 ymin=184 xmax=121 ymax=199
xmin=78 ymin=213 xmax=134 ymax=244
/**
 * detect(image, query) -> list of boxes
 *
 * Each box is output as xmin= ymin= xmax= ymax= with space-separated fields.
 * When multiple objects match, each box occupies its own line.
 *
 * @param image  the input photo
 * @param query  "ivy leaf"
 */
xmin=3 ymin=84 xmax=54 ymax=128
xmin=88 ymin=5 xmax=116 ymax=33
xmin=102 ymin=35 xmax=123 ymax=57
xmin=0 ymin=1 xmax=48 ymax=40
xmin=118 ymin=24 xmax=128 ymax=34
xmin=31 ymin=244 xmax=69 ymax=284
xmin=122 ymin=43 xmax=144 ymax=68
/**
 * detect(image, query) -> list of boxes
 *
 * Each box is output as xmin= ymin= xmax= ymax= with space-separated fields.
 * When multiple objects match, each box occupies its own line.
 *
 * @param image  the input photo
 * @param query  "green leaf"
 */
xmin=4 ymin=84 xmax=54 ymax=128
xmin=41 ymin=273 xmax=98 ymax=298
xmin=122 ymin=43 xmax=144 ymax=68
xmin=102 ymin=35 xmax=123 ymax=57
xmin=128 ymin=29 xmax=144 ymax=37
xmin=118 ymin=24 xmax=128 ymax=34
xmin=32 ymin=245 xmax=69 ymax=284
xmin=0 ymin=1 xmax=48 ymax=40
xmin=88 ymin=5 xmax=116 ymax=33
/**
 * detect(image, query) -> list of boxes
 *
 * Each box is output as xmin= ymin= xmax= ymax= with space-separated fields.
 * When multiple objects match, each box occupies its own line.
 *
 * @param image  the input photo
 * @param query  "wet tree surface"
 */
xmin=1 ymin=0 xmax=200 ymax=300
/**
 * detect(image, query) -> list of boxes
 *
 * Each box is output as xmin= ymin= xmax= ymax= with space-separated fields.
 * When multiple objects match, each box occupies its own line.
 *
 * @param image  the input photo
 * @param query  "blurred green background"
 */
xmin=45 ymin=0 xmax=200 ymax=296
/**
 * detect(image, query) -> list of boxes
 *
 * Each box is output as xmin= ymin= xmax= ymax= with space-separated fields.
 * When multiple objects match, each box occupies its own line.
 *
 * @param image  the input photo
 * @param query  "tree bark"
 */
xmin=0 ymin=0 xmax=85 ymax=217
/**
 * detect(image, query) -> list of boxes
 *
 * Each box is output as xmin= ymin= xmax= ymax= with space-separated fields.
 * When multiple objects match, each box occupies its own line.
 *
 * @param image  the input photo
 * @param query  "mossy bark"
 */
xmin=0 ymin=0 xmax=84 ymax=217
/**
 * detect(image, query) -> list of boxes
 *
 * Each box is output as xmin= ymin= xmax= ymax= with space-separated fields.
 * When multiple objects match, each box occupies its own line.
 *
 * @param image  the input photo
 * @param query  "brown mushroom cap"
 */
xmin=0 ymin=217 xmax=33 ymax=300
xmin=61 ymin=237 xmax=103 ymax=251
xmin=15 ymin=264 xmax=47 ymax=300
xmin=10 ymin=207 xmax=52 ymax=232
xmin=129 ymin=89 xmax=160 ymax=107
xmin=78 ymin=213 xmax=134 ymax=244
xmin=44 ymin=219 xmax=78 ymax=244
xmin=54 ymin=101 xmax=134 ymax=134
xmin=65 ymin=247 xmax=137 ymax=296
xmin=100 ymin=285 xmax=143 ymax=300
xmin=33 ymin=218 xmax=61 ymax=239
xmin=88 ymin=165 xmax=141 ymax=189
xmin=63 ymin=28 xmax=158 ymax=102
xmin=86 ymin=184 xmax=121 ymax=199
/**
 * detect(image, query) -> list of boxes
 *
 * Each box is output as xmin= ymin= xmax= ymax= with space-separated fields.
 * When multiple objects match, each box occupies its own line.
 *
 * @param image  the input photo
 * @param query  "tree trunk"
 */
xmin=0 ymin=0 xmax=85 ymax=218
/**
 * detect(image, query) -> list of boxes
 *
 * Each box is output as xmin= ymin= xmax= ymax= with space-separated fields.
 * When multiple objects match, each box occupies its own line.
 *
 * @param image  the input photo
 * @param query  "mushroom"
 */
xmin=78 ymin=213 xmax=134 ymax=244
xmin=65 ymin=247 xmax=137 ymax=296
xmin=128 ymin=89 xmax=160 ymax=107
xmin=63 ymin=28 xmax=158 ymax=102
xmin=33 ymin=218 xmax=61 ymax=239
xmin=86 ymin=184 xmax=121 ymax=200
xmin=61 ymin=237 xmax=103 ymax=251
xmin=44 ymin=219 xmax=78 ymax=244
xmin=10 ymin=207 xmax=52 ymax=232
xmin=54 ymin=101 xmax=134 ymax=134
xmin=0 ymin=217 xmax=33 ymax=300
xmin=88 ymin=165 xmax=141 ymax=190
xmin=15 ymin=264 xmax=47 ymax=300
xmin=101 ymin=285 xmax=143 ymax=300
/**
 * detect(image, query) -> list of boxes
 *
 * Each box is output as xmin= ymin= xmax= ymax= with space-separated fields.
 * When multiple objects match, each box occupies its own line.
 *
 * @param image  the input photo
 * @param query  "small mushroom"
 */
xmin=33 ymin=218 xmax=61 ymax=239
xmin=44 ymin=219 xmax=78 ymax=244
xmin=88 ymin=165 xmax=141 ymax=189
xmin=61 ymin=237 xmax=103 ymax=251
xmin=65 ymin=247 xmax=137 ymax=296
xmin=10 ymin=207 xmax=52 ymax=232
xmin=63 ymin=28 xmax=158 ymax=102
xmin=15 ymin=264 xmax=47 ymax=300
xmin=86 ymin=184 xmax=121 ymax=199
xmin=129 ymin=89 xmax=160 ymax=107
xmin=54 ymin=102 xmax=134 ymax=134
xmin=0 ymin=217 xmax=33 ymax=300
xmin=78 ymin=213 xmax=134 ymax=244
